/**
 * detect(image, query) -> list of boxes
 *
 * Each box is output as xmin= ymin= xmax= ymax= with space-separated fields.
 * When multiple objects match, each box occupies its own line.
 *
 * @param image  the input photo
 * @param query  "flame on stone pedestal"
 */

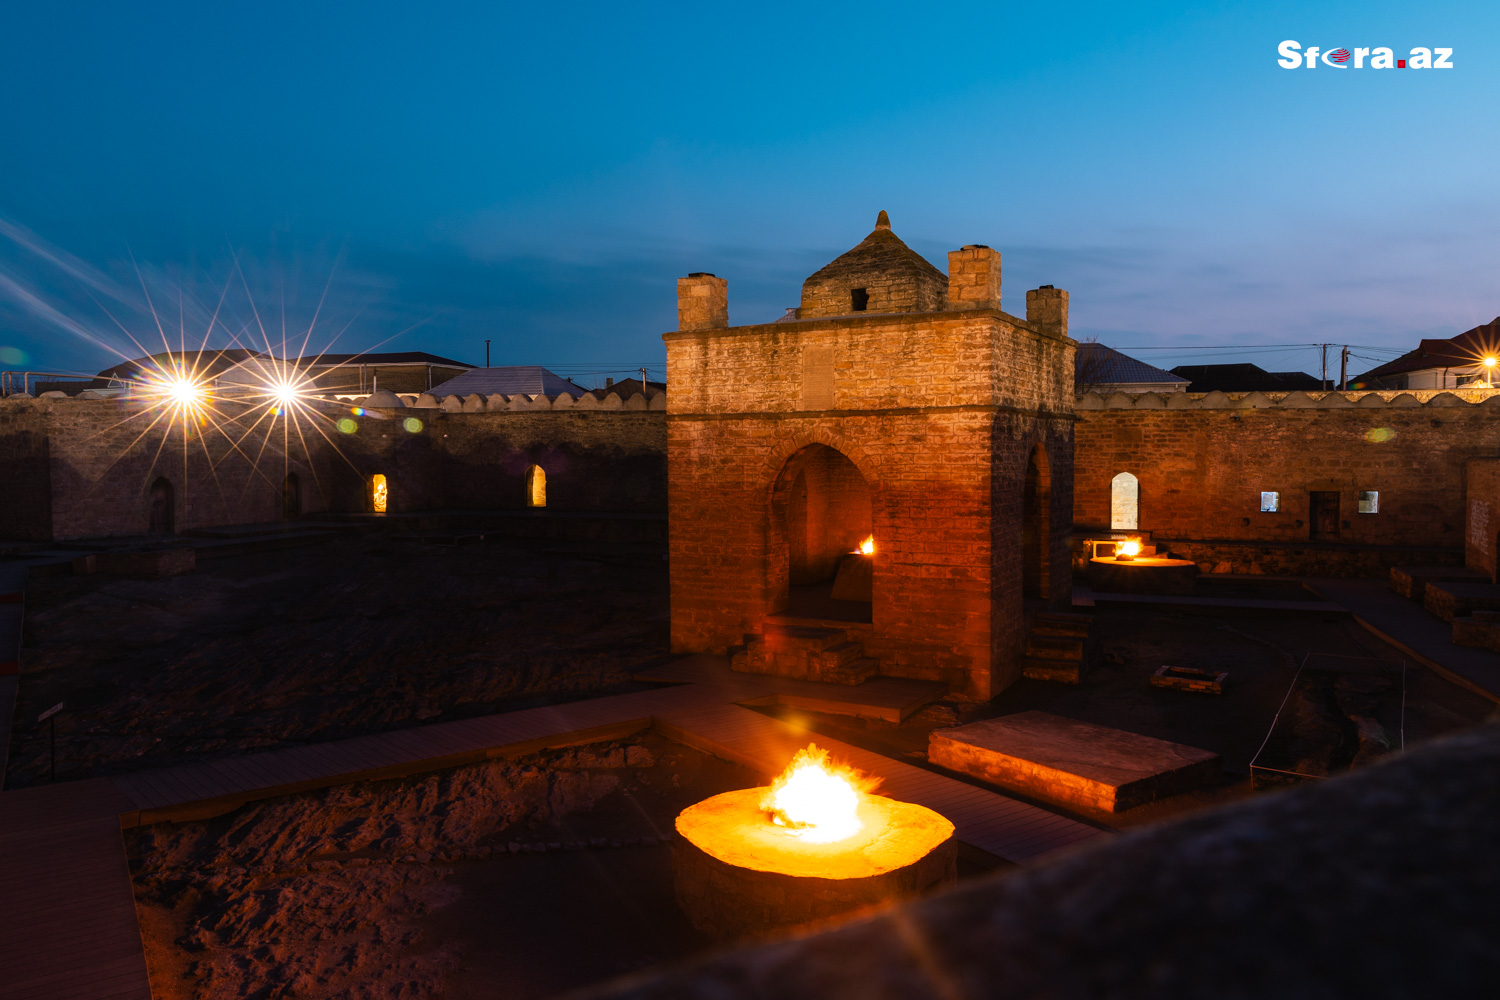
xmin=761 ymin=744 xmax=879 ymax=843
xmin=858 ymin=535 xmax=875 ymax=556
xmin=1117 ymin=538 xmax=1142 ymax=559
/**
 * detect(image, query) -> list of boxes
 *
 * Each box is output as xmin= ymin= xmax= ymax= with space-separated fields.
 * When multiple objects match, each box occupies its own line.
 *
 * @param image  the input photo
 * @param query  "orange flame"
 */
xmin=761 ymin=744 xmax=880 ymax=843
xmin=858 ymin=535 xmax=875 ymax=556
xmin=1118 ymin=538 xmax=1142 ymax=558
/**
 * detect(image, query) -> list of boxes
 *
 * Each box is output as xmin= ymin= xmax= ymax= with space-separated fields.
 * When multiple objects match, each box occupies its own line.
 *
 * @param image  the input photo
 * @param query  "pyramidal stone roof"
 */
xmin=804 ymin=211 xmax=947 ymax=286
xmin=799 ymin=211 xmax=949 ymax=317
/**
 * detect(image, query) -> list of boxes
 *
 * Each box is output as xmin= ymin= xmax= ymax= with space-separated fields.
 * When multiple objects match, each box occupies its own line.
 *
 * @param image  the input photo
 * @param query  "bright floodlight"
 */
xmin=165 ymin=378 xmax=202 ymax=406
xmin=1485 ymin=357 xmax=1497 ymax=368
xmin=270 ymin=382 xmax=299 ymax=407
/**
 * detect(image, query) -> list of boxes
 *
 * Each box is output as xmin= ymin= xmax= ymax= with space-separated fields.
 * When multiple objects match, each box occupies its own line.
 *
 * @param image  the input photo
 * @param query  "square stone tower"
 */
xmin=665 ymin=211 xmax=1075 ymax=699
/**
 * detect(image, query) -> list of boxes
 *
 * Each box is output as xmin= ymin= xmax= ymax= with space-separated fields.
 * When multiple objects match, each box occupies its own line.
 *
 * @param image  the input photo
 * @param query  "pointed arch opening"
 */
xmin=148 ymin=477 xmax=174 ymax=535
xmin=1110 ymin=472 xmax=1139 ymax=531
xmin=371 ymin=473 xmax=388 ymax=514
xmin=282 ymin=473 xmax=301 ymax=520
xmin=1023 ymin=444 xmax=1051 ymax=600
xmin=768 ymin=444 xmax=872 ymax=622
xmin=526 ymin=464 xmax=547 ymax=507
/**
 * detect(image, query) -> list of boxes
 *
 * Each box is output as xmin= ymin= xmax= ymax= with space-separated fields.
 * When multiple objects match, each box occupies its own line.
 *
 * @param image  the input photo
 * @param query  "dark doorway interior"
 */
xmin=776 ymin=445 xmax=873 ymax=623
xmin=1310 ymin=491 xmax=1340 ymax=540
xmin=148 ymin=477 xmax=174 ymax=535
xmin=1022 ymin=445 xmax=1051 ymax=600
xmin=282 ymin=473 xmax=301 ymax=520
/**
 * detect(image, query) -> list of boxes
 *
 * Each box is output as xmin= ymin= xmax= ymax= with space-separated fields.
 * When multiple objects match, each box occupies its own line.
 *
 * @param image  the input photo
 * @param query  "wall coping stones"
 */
xmin=1076 ymin=387 xmax=1500 ymax=410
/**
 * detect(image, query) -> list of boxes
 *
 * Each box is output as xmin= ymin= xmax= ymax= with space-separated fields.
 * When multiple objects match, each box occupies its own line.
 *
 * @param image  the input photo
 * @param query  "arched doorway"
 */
xmin=148 ymin=477 xmax=174 ymax=535
xmin=371 ymin=473 xmax=388 ymax=513
xmin=526 ymin=464 xmax=546 ymax=507
xmin=282 ymin=473 xmax=301 ymax=520
xmin=1110 ymin=472 xmax=1139 ymax=530
xmin=1022 ymin=444 xmax=1051 ymax=600
xmin=770 ymin=444 xmax=872 ymax=621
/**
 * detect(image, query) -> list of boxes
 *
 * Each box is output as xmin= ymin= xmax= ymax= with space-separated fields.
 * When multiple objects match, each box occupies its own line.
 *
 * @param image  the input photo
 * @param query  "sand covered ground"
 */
xmin=129 ymin=734 xmax=760 ymax=1000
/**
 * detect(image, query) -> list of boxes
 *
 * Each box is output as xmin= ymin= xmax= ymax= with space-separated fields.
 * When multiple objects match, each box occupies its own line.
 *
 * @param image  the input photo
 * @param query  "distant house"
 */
xmin=99 ymin=349 xmax=276 ymax=386
xmin=1352 ymin=318 xmax=1500 ymax=390
xmin=292 ymin=351 xmax=474 ymax=395
xmin=426 ymin=365 xmax=589 ymax=398
xmin=1169 ymin=363 xmax=1323 ymax=393
xmin=1074 ymin=344 xmax=1189 ymax=393
xmin=590 ymin=376 xmax=666 ymax=400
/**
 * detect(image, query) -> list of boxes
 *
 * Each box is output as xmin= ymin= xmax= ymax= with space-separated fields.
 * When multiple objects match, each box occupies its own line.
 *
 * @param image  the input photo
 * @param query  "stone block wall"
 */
xmin=1465 ymin=457 xmax=1500 ymax=581
xmin=1074 ymin=389 xmax=1500 ymax=574
xmin=0 ymin=393 xmax=667 ymax=541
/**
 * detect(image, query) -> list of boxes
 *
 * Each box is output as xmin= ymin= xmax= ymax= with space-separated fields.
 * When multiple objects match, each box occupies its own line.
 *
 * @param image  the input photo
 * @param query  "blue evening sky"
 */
xmin=1 ymin=1 xmax=1497 ymax=384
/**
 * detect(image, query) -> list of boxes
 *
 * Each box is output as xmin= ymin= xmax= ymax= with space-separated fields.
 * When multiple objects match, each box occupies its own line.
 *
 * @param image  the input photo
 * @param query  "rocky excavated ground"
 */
xmin=7 ymin=534 xmax=669 ymax=786
xmin=129 ymin=734 xmax=759 ymax=1000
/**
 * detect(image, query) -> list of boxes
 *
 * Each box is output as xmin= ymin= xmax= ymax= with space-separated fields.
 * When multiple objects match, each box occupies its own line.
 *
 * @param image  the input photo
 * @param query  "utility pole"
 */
xmin=485 ymin=340 xmax=491 ymax=367
xmin=1320 ymin=344 xmax=1329 ymax=390
xmin=1339 ymin=346 xmax=1349 ymax=391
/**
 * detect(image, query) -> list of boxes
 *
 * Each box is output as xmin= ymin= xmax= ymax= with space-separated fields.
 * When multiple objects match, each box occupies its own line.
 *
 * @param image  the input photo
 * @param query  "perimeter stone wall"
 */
xmin=1075 ymin=389 xmax=1500 ymax=575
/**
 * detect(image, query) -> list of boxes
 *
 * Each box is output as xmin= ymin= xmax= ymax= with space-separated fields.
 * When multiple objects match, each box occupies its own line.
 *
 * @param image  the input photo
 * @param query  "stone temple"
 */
xmin=665 ymin=211 xmax=1075 ymax=699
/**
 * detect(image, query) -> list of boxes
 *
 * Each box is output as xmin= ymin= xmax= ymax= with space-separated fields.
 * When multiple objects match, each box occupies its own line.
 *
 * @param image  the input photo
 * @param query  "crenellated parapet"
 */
xmin=1075 ymin=388 xmax=1500 ymax=410
xmin=393 ymin=390 xmax=667 ymax=413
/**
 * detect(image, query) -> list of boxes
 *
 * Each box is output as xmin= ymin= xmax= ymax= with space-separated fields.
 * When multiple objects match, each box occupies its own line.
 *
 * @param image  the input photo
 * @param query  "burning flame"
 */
xmin=858 ymin=535 xmax=875 ymax=556
xmin=761 ymin=744 xmax=879 ymax=843
xmin=1118 ymin=539 xmax=1142 ymax=558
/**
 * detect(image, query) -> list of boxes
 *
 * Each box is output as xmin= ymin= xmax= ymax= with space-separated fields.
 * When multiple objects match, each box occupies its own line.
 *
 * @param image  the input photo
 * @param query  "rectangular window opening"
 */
xmin=1260 ymin=491 xmax=1279 ymax=513
xmin=1358 ymin=490 xmax=1379 ymax=514
xmin=850 ymin=288 xmax=869 ymax=312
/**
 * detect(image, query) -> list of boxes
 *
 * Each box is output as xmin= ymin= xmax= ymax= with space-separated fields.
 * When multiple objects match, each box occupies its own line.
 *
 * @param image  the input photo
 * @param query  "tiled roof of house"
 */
xmin=426 ymin=365 xmax=589 ymax=398
xmin=1356 ymin=318 xmax=1500 ymax=381
xmin=1075 ymin=343 xmax=1189 ymax=388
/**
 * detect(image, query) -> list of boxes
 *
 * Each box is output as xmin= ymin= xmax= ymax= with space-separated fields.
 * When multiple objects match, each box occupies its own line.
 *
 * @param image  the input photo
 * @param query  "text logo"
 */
xmin=1277 ymin=40 xmax=1454 ymax=69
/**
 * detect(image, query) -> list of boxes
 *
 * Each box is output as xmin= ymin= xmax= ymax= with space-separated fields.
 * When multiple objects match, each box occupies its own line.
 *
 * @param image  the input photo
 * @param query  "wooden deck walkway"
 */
xmin=0 ymin=664 xmax=1107 ymax=998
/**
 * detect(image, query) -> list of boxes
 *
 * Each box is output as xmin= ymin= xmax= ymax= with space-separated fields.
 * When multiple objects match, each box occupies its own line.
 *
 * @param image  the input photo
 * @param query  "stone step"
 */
xmin=1030 ymin=620 xmax=1091 ymax=638
xmin=1025 ymin=635 xmax=1085 ymax=661
xmin=753 ymin=623 xmax=849 ymax=654
xmin=827 ymin=657 xmax=879 ymax=686
xmin=812 ymin=641 xmax=865 ymax=670
xmin=1021 ymin=657 xmax=1082 ymax=685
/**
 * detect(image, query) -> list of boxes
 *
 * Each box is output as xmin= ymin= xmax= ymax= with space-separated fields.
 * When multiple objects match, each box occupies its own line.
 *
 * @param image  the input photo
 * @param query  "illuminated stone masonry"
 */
xmin=666 ymin=212 xmax=1076 ymax=699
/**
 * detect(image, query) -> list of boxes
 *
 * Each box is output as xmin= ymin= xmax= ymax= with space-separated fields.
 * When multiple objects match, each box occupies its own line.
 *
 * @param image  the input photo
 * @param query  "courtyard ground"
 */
xmin=5 ymin=534 xmax=669 ymax=787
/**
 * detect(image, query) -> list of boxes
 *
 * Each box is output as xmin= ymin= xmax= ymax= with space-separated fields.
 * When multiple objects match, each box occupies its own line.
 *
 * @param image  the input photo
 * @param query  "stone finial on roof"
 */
xmin=875 ymin=210 xmax=891 ymax=231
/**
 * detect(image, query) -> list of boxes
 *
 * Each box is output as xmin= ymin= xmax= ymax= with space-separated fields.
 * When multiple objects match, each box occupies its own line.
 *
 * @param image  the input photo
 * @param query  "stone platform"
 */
xmin=1423 ymin=581 xmax=1500 ymax=622
xmin=928 ymin=711 xmax=1220 ymax=813
xmin=1087 ymin=556 xmax=1197 ymax=596
xmin=1390 ymin=565 xmax=1486 ymax=602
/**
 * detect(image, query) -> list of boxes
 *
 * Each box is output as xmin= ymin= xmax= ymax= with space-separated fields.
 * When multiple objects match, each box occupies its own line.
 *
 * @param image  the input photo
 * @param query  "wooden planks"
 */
xmin=0 ymin=781 xmax=150 ymax=1000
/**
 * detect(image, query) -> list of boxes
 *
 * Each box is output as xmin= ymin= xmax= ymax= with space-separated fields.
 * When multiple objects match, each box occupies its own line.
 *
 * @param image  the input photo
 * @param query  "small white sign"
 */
xmin=38 ymin=702 xmax=64 ymax=723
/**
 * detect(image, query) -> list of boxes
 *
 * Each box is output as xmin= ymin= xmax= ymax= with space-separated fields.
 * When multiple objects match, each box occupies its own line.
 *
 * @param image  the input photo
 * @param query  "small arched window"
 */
xmin=1110 ymin=472 xmax=1139 ymax=530
xmin=371 ymin=473 xmax=388 ymax=513
xmin=148 ymin=477 xmax=174 ymax=535
xmin=526 ymin=465 xmax=546 ymax=507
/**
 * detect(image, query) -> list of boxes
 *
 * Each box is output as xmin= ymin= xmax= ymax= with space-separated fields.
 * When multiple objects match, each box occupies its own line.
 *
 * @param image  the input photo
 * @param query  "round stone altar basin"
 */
xmin=672 ymin=787 xmax=956 ymax=940
xmin=1088 ymin=555 xmax=1199 ymax=595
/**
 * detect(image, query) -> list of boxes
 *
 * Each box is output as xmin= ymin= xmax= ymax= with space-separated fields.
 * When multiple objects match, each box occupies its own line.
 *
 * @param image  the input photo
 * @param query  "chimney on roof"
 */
xmin=1026 ymin=285 xmax=1069 ymax=339
xmin=677 ymin=273 xmax=728 ymax=332
xmin=946 ymin=244 xmax=1001 ymax=311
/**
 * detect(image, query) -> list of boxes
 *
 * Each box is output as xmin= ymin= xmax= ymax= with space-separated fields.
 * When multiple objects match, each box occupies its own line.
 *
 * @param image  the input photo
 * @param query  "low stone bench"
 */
xmin=1452 ymin=609 xmax=1500 ymax=652
xmin=1390 ymin=565 xmax=1487 ymax=602
xmin=928 ymin=711 xmax=1220 ymax=813
xmin=1424 ymin=581 xmax=1500 ymax=622
xmin=97 ymin=547 xmax=196 ymax=579
xmin=1151 ymin=665 xmax=1227 ymax=694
